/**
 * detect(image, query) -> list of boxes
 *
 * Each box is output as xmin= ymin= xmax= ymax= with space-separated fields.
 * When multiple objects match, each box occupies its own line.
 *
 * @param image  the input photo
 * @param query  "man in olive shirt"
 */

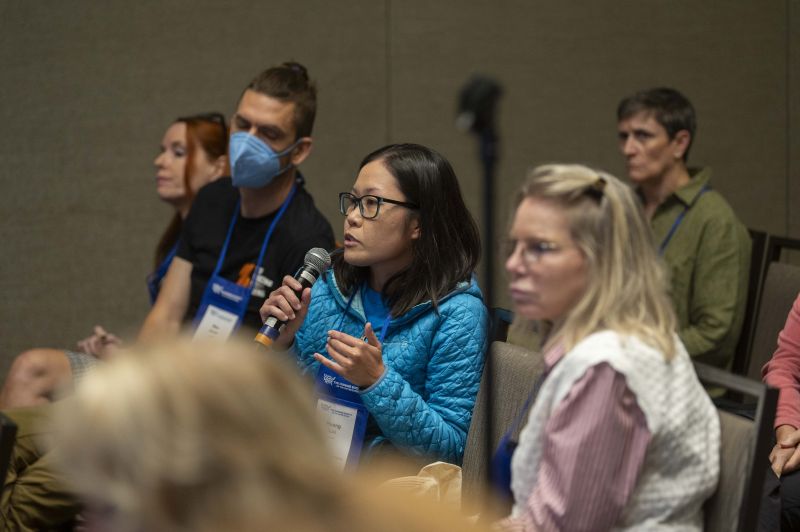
xmin=616 ymin=87 xmax=750 ymax=369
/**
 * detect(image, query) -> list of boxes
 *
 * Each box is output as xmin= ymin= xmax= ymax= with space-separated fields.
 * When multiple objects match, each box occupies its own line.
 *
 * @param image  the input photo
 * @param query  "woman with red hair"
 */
xmin=0 ymin=113 xmax=229 ymax=407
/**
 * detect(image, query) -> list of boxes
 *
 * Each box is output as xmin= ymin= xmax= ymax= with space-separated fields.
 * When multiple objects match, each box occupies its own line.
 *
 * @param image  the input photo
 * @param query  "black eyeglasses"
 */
xmin=339 ymin=192 xmax=419 ymax=220
xmin=176 ymin=112 xmax=228 ymax=135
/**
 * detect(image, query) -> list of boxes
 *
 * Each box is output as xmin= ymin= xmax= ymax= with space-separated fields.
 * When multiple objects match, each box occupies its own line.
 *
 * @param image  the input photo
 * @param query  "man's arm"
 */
xmin=138 ymin=257 xmax=192 ymax=342
xmin=679 ymin=216 xmax=749 ymax=363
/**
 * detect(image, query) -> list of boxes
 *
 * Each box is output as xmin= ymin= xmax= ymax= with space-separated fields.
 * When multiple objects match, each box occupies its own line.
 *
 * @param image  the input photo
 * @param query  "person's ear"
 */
xmin=211 ymin=155 xmax=228 ymax=180
xmin=409 ymin=217 xmax=421 ymax=240
xmin=290 ymin=137 xmax=313 ymax=166
xmin=672 ymin=130 xmax=691 ymax=160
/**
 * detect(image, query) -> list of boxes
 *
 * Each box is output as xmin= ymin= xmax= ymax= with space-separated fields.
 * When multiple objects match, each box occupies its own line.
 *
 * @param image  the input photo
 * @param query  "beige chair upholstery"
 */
xmin=704 ymin=410 xmax=756 ymax=531
xmin=694 ymin=362 xmax=778 ymax=532
xmin=461 ymin=341 xmax=545 ymax=511
xmin=746 ymin=262 xmax=800 ymax=380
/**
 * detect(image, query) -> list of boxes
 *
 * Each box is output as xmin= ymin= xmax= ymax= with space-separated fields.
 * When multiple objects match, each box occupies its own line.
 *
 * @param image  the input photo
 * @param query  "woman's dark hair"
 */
xmin=154 ymin=113 xmax=228 ymax=268
xmin=333 ymin=143 xmax=481 ymax=316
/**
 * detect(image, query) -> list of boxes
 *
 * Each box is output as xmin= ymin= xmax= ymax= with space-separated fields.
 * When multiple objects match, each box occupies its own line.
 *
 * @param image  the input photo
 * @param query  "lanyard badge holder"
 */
xmin=315 ymin=365 xmax=370 ymax=471
xmin=314 ymin=290 xmax=391 ymax=471
xmin=193 ymin=186 xmax=297 ymax=341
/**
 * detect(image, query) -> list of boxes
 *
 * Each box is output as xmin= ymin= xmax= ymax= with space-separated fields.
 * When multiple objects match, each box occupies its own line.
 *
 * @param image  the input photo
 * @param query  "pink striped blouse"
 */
xmin=499 ymin=347 xmax=651 ymax=531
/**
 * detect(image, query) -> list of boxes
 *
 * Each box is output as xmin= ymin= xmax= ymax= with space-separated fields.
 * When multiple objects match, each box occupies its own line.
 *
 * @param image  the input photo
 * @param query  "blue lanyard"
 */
xmin=156 ymin=243 xmax=178 ymax=278
xmin=212 ymin=184 xmax=297 ymax=291
xmin=658 ymin=184 xmax=710 ymax=255
xmin=340 ymin=286 xmax=392 ymax=343
xmin=147 ymin=242 xmax=179 ymax=304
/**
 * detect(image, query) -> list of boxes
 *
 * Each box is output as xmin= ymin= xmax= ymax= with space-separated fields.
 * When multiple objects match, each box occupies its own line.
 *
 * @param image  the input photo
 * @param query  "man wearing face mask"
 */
xmin=0 ymin=63 xmax=335 ymax=531
xmin=139 ymin=61 xmax=334 ymax=340
xmin=0 ymin=63 xmax=335 ymax=411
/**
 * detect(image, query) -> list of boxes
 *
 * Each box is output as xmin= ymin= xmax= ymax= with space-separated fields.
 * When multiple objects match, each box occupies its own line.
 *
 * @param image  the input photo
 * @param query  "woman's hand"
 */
xmin=315 ymin=322 xmax=385 ymax=388
xmin=259 ymin=275 xmax=311 ymax=349
xmin=770 ymin=424 xmax=800 ymax=477
xmin=76 ymin=325 xmax=122 ymax=360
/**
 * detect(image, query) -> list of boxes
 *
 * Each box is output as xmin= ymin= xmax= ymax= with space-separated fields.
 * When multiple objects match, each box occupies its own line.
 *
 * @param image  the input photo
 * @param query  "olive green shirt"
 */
xmin=649 ymin=167 xmax=751 ymax=368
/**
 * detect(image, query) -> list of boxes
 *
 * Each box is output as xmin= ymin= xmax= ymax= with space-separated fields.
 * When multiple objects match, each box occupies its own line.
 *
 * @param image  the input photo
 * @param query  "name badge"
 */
xmin=316 ymin=398 xmax=362 ymax=471
xmin=315 ymin=365 xmax=368 ymax=470
xmin=194 ymin=305 xmax=239 ymax=340
xmin=192 ymin=186 xmax=297 ymax=342
xmin=193 ymin=276 xmax=250 ymax=341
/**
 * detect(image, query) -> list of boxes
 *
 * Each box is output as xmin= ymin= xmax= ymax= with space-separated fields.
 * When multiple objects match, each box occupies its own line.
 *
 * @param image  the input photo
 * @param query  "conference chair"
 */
xmin=764 ymin=235 xmax=800 ymax=265
xmin=462 ymin=340 xmax=544 ymax=515
xmin=694 ymin=362 xmax=778 ymax=532
xmin=731 ymin=230 xmax=768 ymax=375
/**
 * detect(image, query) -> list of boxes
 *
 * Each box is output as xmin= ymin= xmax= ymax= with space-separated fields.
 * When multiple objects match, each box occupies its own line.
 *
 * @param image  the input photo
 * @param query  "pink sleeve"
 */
xmin=762 ymin=294 xmax=800 ymax=430
xmin=506 ymin=362 xmax=651 ymax=532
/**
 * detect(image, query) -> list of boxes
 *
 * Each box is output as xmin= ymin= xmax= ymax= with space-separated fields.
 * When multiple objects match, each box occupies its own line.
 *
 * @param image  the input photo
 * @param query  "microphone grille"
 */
xmin=304 ymin=247 xmax=332 ymax=274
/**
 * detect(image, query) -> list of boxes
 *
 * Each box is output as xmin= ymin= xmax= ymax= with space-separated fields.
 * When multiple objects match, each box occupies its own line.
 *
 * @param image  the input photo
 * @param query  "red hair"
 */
xmin=154 ymin=115 xmax=228 ymax=269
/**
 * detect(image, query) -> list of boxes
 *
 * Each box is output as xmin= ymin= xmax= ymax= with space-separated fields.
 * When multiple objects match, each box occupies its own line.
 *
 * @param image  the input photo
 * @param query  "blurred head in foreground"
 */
xmin=53 ymin=339 xmax=480 ymax=532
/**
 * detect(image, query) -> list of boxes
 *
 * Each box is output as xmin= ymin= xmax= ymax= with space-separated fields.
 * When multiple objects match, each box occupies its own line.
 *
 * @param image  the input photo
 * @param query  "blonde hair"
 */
xmin=53 ymin=339 xmax=335 ymax=532
xmin=516 ymin=164 xmax=677 ymax=360
xmin=52 ymin=339 xmax=484 ymax=532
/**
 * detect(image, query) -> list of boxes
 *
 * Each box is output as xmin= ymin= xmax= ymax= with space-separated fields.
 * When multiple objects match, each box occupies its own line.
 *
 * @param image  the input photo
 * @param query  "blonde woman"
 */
xmin=50 ymin=339 xmax=486 ymax=532
xmin=498 ymin=165 xmax=719 ymax=530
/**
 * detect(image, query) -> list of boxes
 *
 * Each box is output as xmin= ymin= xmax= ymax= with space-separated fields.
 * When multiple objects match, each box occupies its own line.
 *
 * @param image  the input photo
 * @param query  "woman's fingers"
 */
xmin=326 ymin=339 xmax=355 ymax=367
xmin=784 ymin=446 xmax=800 ymax=475
xmin=322 ymin=327 xmax=385 ymax=388
xmin=282 ymin=274 xmax=303 ymax=294
xmin=327 ymin=330 xmax=362 ymax=347
xmin=363 ymin=322 xmax=380 ymax=346
xmin=772 ymin=446 xmax=794 ymax=477
xmin=260 ymin=284 xmax=302 ymax=322
xmin=314 ymin=352 xmax=344 ymax=373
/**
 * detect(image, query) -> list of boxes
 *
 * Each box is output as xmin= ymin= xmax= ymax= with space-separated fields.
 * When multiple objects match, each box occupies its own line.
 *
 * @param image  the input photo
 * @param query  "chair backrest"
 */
xmin=489 ymin=307 xmax=514 ymax=344
xmin=732 ymin=229 xmax=768 ymax=374
xmin=694 ymin=362 xmax=778 ymax=532
xmin=0 ymin=412 xmax=17 ymax=490
xmin=765 ymin=235 xmax=800 ymax=264
xmin=708 ymin=411 xmax=756 ymax=531
xmin=746 ymin=261 xmax=800 ymax=380
xmin=462 ymin=341 xmax=545 ymax=512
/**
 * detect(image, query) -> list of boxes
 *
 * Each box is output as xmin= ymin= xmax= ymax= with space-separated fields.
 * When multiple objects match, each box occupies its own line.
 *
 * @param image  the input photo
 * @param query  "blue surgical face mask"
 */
xmin=229 ymin=132 xmax=300 ymax=188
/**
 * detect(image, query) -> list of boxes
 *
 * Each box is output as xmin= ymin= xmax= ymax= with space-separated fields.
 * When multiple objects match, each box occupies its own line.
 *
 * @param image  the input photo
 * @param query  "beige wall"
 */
xmin=0 ymin=1 xmax=796 ymax=376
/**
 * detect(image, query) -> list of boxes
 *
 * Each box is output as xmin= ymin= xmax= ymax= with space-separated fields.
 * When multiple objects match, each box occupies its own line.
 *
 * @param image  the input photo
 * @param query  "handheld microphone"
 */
xmin=254 ymin=247 xmax=332 ymax=348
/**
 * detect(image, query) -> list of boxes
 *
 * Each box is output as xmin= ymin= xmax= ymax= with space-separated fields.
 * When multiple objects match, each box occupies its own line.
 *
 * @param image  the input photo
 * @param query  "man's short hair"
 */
xmin=244 ymin=61 xmax=317 ymax=139
xmin=617 ymin=87 xmax=696 ymax=161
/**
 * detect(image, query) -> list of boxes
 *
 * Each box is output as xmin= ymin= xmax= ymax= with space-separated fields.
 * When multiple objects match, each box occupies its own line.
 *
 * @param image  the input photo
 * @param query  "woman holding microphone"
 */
xmin=261 ymin=143 xmax=488 ymax=466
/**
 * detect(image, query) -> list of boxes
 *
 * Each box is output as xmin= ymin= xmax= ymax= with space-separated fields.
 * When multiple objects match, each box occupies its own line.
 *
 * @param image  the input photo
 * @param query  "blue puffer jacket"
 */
xmin=292 ymin=271 xmax=488 ymax=464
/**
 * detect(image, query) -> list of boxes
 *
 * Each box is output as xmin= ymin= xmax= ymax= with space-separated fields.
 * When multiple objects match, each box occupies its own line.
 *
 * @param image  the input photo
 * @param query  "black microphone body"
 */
xmin=255 ymin=248 xmax=331 ymax=347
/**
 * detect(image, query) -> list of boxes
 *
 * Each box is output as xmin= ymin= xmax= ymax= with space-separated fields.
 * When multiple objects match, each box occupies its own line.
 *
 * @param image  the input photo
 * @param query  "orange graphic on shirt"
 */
xmin=236 ymin=263 xmax=256 ymax=287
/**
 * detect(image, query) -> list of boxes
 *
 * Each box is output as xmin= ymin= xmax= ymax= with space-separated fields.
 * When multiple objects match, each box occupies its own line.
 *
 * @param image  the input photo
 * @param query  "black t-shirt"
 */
xmin=178 ymin=176 xmax=335 ymax=332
